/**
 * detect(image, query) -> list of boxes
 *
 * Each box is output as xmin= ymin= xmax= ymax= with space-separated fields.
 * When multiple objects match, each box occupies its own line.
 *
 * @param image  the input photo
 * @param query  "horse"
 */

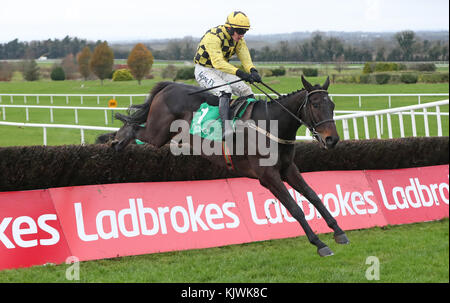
xmin=111 ymin=76 xmax=349 ymax=256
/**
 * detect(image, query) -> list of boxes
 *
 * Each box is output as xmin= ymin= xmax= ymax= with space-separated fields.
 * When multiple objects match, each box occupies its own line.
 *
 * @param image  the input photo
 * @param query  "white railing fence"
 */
xmin=0 ymin=104 xmax=128 ymax=125
xmin=0 ymin=93 xmax=147 ymax=106
xmin=0 ymin=97 xmax=448 ymax=146
xmin=1 ymin=93 xmax=448 ymax=108
xmin=334 ymin=99 xmax=449 ymax=140
xmin=329 ymin=93 xmax=449 ymax=108
xmin=297 ymin=99 xmax=449 ymax=140
xmin=0 ymin=121 xmax=118 ymax=145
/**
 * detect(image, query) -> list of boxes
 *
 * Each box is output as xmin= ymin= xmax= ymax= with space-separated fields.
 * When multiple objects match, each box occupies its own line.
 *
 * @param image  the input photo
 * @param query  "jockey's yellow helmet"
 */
xmin=225 ymin=11 xmax=250 ymax=30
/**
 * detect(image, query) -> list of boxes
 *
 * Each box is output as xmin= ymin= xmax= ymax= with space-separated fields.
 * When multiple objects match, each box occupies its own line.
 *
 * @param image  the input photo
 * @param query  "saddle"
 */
xmin=189 ymin=96 xmax=259 ymax=142
xmin=229 ymin=96 xmax=258 ymax=120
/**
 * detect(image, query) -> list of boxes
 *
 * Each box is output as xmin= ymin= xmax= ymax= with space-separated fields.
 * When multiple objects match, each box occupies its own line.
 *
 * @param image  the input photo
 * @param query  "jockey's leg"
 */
xmin=218 ymin=91 xmax=233 ymax=140
xmin=194 ymin=64 xmax=231 ymax=96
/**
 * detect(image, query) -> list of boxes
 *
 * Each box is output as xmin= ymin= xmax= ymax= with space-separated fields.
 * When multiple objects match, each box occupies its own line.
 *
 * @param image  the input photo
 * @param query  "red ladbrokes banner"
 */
xmin=1 ymin=165 xmax=448 ymax=270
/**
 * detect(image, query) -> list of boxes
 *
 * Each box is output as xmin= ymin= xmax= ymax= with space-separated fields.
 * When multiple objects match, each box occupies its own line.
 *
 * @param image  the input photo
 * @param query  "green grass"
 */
xmin=0 ymin=218 xmax=447 ymax=283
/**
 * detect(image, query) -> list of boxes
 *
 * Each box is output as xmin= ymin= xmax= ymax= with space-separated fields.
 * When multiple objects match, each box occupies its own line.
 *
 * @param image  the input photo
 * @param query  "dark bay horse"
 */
xmin=112 ymin=76 xmax=349 ymax=256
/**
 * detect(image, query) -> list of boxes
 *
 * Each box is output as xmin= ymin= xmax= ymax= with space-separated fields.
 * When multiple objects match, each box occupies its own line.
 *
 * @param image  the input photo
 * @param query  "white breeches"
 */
xmin=194 ymin=64 xmax=253 ymax=97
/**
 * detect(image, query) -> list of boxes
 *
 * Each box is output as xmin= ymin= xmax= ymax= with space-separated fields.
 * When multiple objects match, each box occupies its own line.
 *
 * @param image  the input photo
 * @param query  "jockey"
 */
xmin=193 ymin=11 xmax=262 ymax=140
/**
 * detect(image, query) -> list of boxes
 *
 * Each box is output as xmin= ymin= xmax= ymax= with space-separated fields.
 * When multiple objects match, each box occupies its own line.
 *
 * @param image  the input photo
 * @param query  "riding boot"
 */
xmin=219 ymin=92 xmax=233 ymax=141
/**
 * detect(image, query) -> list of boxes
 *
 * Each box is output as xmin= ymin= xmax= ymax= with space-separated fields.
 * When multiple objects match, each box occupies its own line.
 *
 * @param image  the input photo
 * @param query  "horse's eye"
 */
xmin=312 ymin=103 xmax=319 ymax=108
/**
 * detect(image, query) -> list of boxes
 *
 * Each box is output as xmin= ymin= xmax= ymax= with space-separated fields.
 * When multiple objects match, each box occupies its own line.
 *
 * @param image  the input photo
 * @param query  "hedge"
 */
xmin=0 ymin=137 xmax=447 ymax=192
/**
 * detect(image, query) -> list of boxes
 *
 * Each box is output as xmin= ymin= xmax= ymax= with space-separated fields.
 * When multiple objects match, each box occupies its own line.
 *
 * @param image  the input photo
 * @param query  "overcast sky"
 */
xmin=1 ymin=0 xmax=448 ymax=43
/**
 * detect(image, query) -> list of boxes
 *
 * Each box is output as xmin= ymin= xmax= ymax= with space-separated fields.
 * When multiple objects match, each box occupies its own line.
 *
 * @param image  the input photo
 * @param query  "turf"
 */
xmin=0 ymin=219 xmax=447 ymax=283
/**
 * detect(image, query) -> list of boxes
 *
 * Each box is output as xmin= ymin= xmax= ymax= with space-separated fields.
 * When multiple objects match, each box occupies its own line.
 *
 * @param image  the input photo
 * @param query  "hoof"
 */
xmin=334 ymin=233 xmax=350 ymax=245
xmin=317 ymin=246 xmax=334 ymax=257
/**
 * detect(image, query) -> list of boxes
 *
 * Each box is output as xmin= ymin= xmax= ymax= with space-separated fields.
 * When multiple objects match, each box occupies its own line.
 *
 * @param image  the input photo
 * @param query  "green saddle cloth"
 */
xmin=190 ymin=98 xmax=257 ymax=142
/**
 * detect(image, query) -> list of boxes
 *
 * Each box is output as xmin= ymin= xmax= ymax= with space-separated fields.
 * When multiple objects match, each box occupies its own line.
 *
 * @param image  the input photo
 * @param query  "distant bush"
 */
xmin=161 ymin=64 xmax=177 ymax=79
xmin=364 ymin=62 xmax=406 ymax=74
xmin=335 ymin=70 xmax=448 ymax=84
xmin=419 ymin=72 xmax=449 ymax=83
xmin=400 ymin=73 xmax=418 ymax=84
xmin=23 ymin=59 xmax=40 ymax=81
xmin=50 ymin=66 xmax=65 ymax=81
xmin=302 ymin=68 xmax=318 ymax=77
xmin=358 ymin=74 xmax=372 ymax=84
xmin=174 ymin=66 xmax=195 ymax=80
xmin=375 ymin=73 xmax=391 ymax=84
xmin=363 ymin=62 xmax=375 ymax=74
xmin=271 ymin=67 xmax=286 ymax=77
xmin=0 ymin=61 xmax=14 ymax=81
xmin=112 ymin=69 xmax=133 ymax=81
xmin=410 ymin=63 xmax=436 ymax=72
xmin=375 ymin=62 xmax=399 ymax=72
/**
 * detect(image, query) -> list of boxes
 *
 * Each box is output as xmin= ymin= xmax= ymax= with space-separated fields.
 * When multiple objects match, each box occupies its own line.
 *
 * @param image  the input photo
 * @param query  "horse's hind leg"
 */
xmin=283 ymin=164 xmax=349 ymax=245
xmin=259 ymin=169 xmax=334 ymax=257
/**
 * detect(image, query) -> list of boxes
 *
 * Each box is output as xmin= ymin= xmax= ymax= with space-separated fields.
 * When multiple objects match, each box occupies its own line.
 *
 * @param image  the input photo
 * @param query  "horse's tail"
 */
xmin=115 ymin=81 xmax=173 ymax=125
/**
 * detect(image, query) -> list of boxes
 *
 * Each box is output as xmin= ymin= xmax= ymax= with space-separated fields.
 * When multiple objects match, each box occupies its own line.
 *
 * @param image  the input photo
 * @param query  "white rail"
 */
xmin=0 ymin=93 xmax=147 ymax=105
xmin=0 ymin=99 xmax=448 ymax=145
xmin=329 ymin=93 xmax=449 ymax=108
xmin=0 ymin=104 xmax=128 ymax=125
xmin=334 ymin=99 xmax=449 ymax=140
xmin=1 ymin=93 xmax=448 ymax=108
xmin=0 ymin=121 xmax=118 ymax=145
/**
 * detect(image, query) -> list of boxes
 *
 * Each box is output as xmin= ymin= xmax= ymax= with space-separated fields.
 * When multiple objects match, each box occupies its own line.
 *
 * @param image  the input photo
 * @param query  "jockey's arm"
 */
xmin=235 ymin=39 xmax=256 ymax=73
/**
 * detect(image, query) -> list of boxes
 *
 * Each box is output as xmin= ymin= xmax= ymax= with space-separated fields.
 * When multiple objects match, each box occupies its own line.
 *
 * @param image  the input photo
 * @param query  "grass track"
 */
xmin=0 ymin=219 xmax=447 ymax=283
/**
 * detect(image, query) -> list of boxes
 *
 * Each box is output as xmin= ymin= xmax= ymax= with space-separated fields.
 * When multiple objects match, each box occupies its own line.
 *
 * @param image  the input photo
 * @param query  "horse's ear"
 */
xmin=301 ymin=75 xmax=314 ymax=91
xmin=323 ymin=76 xmax=330 ymax=90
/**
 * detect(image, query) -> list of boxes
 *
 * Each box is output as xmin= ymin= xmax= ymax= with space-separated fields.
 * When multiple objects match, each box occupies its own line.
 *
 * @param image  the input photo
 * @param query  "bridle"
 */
xmin=252 ymin=83 xmax=335 ymax=144
xmin=296 ymin=89 xmax=335 ymax=143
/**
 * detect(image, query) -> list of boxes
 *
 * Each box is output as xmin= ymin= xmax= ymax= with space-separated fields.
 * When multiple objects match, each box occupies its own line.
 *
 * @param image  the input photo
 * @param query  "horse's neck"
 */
xmin=263 ymin=91 xmax=306 ymax=139
xmin=277 ymin=90 xmax=306 ymax=114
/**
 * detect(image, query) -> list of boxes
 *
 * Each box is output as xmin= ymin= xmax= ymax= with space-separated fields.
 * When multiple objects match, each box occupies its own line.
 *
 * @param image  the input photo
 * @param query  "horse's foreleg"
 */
xmin=283 ymin=164 xmax=349 ymax=245
xmin=259 ymin=169 xmax=334 ymax=257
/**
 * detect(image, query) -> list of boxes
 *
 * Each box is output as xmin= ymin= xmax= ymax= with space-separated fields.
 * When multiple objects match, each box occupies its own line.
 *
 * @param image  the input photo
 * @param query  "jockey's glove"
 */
xmin=250 ymin=68 xmax=262 ymax=83
xmin=236 ymin=69 xmax=254 ymax=84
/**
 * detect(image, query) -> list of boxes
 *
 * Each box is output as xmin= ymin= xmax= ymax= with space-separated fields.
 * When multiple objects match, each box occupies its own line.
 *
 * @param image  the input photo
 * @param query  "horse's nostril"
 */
xmin=326 ymin=136 xmax=339 ymax=147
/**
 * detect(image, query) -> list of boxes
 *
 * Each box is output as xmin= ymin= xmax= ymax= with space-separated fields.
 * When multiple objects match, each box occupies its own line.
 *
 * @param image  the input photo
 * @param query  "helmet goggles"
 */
xmin=233 ymin=27 xmax=248 ymax=35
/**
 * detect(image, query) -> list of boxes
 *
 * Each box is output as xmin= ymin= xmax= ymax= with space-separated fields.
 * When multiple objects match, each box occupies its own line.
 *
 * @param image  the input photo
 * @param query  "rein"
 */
xmin=252 ymin=82 xmax=335 ymax=144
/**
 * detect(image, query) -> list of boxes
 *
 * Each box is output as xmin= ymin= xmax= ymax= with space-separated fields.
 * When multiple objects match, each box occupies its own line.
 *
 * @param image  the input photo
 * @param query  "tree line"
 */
xmin=0 ymin=31 xmax=448 ymax=62
xmin=0 ymin=41 xmax=153 ymax=84
xmin=152 ymin=31 xmax=448 ymax=62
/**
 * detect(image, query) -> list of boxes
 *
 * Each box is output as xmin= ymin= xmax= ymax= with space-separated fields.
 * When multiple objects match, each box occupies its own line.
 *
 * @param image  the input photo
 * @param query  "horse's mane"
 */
xmin=273 ymin=83 xmax=324 ymax=102
xmin=274 ymin=88 xmax=306 ymax=102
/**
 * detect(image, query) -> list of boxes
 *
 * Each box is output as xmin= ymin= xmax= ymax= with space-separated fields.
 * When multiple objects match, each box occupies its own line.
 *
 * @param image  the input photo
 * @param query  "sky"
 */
xmin=0 ymin=0 xmax=448 ymax=43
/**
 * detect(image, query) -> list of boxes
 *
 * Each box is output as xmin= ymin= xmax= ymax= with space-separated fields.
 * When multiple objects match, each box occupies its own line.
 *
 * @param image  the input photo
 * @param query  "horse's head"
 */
xmin=300 ymin=75 xmax=339 ymax=149
xmin=110 ymin=113 xmax=140 ymax=152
